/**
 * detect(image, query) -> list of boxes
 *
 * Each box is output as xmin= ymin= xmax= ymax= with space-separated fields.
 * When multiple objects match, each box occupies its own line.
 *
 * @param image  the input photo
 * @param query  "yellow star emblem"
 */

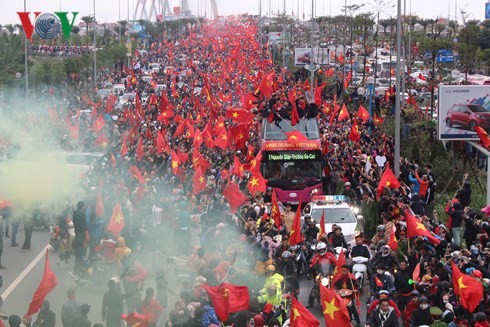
xmin=172 ymin=160 xmax=179 ymax=168
xmin=232 ymin=112 xmax=239 ymax=118
xmin=323 ymin=299 xmax=340 ymax=319
xmin=249 ymin=177 xmax=259 ymax=187
xmin=290 ymin=135 xmax=297 ymax=140
xmin=223 ymin=288 xmax=229 ymax=297
xmin=199 ymin=176 xmax=205 ymax=184
xmin=221 ymin=134 xmax=228 ymax=141
xmin=385 ymin=181 xmax=391 ymax=187
xmin=457 ymin=277 xmax=467 ymax=290
xmin=292 ymin=307 xmax=301 ymax=320
xmin=415 ymin=221 xmax=426 ymax=230
xmin=218 ymin=122 xmax=224 ymax=128
xmin=162 ymin=112 xmax=167 ymax=117
xmin=115 ymin=214 xmax=123 ymax=224
xmin=238 ymin=134 xmax=244 ymax=140
xmin=196 ymin=135 xmax=202 ymax=141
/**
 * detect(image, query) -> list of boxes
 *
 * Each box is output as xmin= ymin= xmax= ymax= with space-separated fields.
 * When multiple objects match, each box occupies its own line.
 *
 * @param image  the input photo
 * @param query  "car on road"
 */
xmin=302 ymin=195 xmax=363 ymax=246
xmin=445 ymin=104 xmax=490 ymax=130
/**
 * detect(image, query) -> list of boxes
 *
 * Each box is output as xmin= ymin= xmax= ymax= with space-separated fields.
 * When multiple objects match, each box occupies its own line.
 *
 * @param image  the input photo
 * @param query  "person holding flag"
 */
xmin=333 ymin=264 xmax=361 ymax=326
xmin=370 ymin=263 xmax=396 ymax=296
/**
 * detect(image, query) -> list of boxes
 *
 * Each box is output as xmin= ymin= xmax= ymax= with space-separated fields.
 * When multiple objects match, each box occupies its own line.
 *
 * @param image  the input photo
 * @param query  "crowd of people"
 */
xmin=0 ymin=16 xmax=489 ymax=327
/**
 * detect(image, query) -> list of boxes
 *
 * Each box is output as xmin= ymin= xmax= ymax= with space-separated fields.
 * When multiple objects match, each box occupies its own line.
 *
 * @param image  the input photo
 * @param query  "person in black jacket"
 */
xmin=448 ymin=202 xmax=463 ymax=248
xmin=409 ymin=194 xmax=425 ymax=216
xmin=455 ymin=179 xmax=471 ymax=208
xmin=72 ymin=201 xmax=86 ymax=261
xmin=394 ymin=260 xmax=412 ymax=313
xmin=33 ymin=301 xmax=55 ymax=327
xmin=366 ymin=298 xmax=399 ymax=327
xmin=409 ymin=296 xmax=434 ymax=327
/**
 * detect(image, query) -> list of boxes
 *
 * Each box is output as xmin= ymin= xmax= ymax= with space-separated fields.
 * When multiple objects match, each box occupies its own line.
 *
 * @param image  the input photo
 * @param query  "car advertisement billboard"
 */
xmin=294 ymin=48 xmax=330 ymax=66
xmin=438 ymin=85 xmax=490 ymax=140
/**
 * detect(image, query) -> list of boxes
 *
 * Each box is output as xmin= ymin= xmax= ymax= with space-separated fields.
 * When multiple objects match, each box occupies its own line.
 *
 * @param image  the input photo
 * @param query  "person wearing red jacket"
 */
xmin=141 ymin=287 xmax=163 ymax=327
xmin=367 ymin=290 xmax=401 ymax=319
xmin=403 ymin=290 xmax=421 ymax=327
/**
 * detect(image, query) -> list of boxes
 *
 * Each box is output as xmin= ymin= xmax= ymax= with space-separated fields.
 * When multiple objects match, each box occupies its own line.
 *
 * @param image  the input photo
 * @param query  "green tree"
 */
xmin=457 ymin=22 xmax=482 ymax=75
xmin=72 ymin=26 xmax=80 ymax=35
xmin=0 ymin=33 xmax=24 ymax=85
xmin=81 ymin=16 xmax=94 ymax=34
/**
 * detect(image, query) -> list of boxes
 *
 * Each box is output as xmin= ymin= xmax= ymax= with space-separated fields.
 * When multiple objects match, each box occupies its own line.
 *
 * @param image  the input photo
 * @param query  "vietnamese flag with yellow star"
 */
xmin=373 ymin=113 xmax=384 ymax=126
xmin=286 ymin=130 xmax=308 ymax=143
xmin=451 ymin=261 xmax=483 ymax=313
xmin=204 ymin=283 xmax=250 ymax=322
xmin=337 ymin=103 xmax=349 ymax=121
xmin=271 ymin=190 xmax=282 ymax=229
xmin=225 ymin=108 xmax=254 ymax=123
xmin=289 ymin=199 xmax=303 ymax=246
xmin=222 ymin=183 xmax=247 ymax=213
xmin=376 ymin=163 xmax=401 ymax=198
xmin=475 ymin=126 xmax=490 ymax=149
xmin=107 ymin=203 xmax=125 ymax=237
xmin=193 ymin=167 xmax=207 ymax=195
xmin=405 ymin=210 xmax=441 ymax=245
xmin=319 ymin=284 xmax=351 ymax=327
xmin=357 ymin=104 xmax=370 ymax=123
xmin=349 ymin=119 xmax=361 ymax=142
xmin=247 ymin=171 xmax=267 ymax=195
xmin=290 ymin=296 xmax=319 ymax=327
xmin=170 ymin=150 xmax=181 ymax=175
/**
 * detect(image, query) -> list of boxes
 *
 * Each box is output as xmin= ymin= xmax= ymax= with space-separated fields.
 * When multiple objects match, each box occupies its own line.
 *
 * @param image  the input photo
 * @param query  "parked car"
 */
xmin=445 ymin=104 xmax=490 ymax=130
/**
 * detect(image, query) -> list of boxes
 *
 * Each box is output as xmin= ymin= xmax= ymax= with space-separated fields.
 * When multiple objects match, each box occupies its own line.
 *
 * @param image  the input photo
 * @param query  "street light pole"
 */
xmin=93 ymin=0 xmax=97 ymax=87
xmin=282 ymin=0 xmax=286 ymax=71
xmin=395 ymin=0 xmax=402 ymax=176
xmin=24 ymin=0 xmax=29 ymax=108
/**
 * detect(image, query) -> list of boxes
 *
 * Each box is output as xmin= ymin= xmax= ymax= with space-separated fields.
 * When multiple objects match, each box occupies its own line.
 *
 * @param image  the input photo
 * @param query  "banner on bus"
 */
xmin=438 ymin=85 xmax=490 ymax=140
xmin=294 ymin=48 xmax=330 ymax=67
xmin=262 ymin=139 xmax=321 ymax=151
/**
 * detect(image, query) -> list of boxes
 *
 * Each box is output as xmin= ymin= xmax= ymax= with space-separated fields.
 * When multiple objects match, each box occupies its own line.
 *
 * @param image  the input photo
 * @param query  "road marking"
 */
xmin=1 ymin=244 xmax=51 ymax=301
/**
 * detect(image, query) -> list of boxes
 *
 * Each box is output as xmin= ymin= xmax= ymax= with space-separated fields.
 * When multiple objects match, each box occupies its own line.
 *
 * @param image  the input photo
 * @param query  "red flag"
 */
xmin=214 ymin=132 xmax=230 ymax=151
xmin=388 ymin=226 xmax=398 ymax=251
xmin=122 ymin=312 xmax=149 ymax=327
xmin=156 ymin=130 xmax=166 ymax=154
xmin=230 ymin=124 xmax=250 ymax=149
xmin=418 ymin=73 xmax=427 ymax=81
xmin=349 ymin=119 xmax=361 ymax=142
xmin=128 ymin=166 xmax=145 ymax=185
xmin=225 ymin=109 xmax=254 ymax=123
xmin=92 ymin=114 xmax=105 ymax=133
xmin=26 ymin=251 xmax=58 ymax=316
xmin=246 ymin=145 xmax=255 ymax=162
xmin=171 ymin=150 xmax=181 ymax=175
xmin=247 ymin=171 xmax=267 ymax=195
xmin=96 ymin=189 xmax=104 ymax=218
xmin=291 ymin=104 xmax=300 ymax=126
xmin=319 ymin=284 xmax=351 ymax=327
xmin=233 ymin=155 xmax=244 ymax=178
xmin=120 ymin=134 xmax=128 ymax=157
xmin=107 ymin=203 xmax=125 ymax=237
xmin=204 ymin=283 xmax=250 ymax=322
xmin=475 ymin=126 xmax=490 ymax=149
xmin=222 ymin=183 xmax=247 ymax=212
xmin=66 ymin=122 xmax=79 ymax=143
xmin=337 ymin=104 xmax=349 ymax=121
xmin=357 ymin=104 xmax=370 ymax=123
xmin=95 ymin=133 xmax=109 ymax=148
xmin=373 ymin=113 xmax=384 ymax=125
xmin=377 ymin=164 xmax=401 ymax=197
xmin=290 ymin=295 xmax=320 ymax=327
xmin=375 ymin=276 xmax=384 ymax=287
xmin=136 ymin=138 xmax=145 ymax=161
xmin=332 ymin=250 xmax=347 ymax=284
xmin=286 ymin=130 xmax=308 ymax=143
xmin=0 ymin=199 xmax=11 ymax=209
xmin=256 ymin=71 xmax=274 ymax=98
xmin=193 ymin=167 xmax=207 ymax=195
xmin=318 ymin=210 xmax=325 ymax=241
xmin=271 ymin=190 xmax=282 ymax=229
xmin=405 ymin=211 xmax=441 ymax=245
xmin=451 ymin=261 xmax=483 ymax=313
xmin=289 ymin=199 xmax=303 ymax=246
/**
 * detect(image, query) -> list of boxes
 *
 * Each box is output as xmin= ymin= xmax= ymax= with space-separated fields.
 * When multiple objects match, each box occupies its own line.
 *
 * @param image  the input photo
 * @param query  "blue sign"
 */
xmin=437 ymin=55 xmax=454 ymax=63
xmin=486 ymin=3 xmax=490 ymax=20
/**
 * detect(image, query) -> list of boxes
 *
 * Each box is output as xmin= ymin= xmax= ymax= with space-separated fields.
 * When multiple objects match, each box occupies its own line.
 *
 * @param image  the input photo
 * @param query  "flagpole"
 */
xmin=93 ymin=0 xmax=97 ymax=87
xmin=24 ymin=0 xmax=29 ymax=110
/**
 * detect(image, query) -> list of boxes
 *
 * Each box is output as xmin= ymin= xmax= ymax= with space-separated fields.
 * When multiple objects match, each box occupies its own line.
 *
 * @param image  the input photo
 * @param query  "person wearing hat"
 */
xmin=370 ymin=263 xmax=396 ymax=295
xmin=257 ymin=283 xmax=285 ymax=307
xmin=72 ymin=304 xmax=91 ymax=327
xmin=409 ymin=296 xmax=434 ymax=327
xmin=429 ymin=307 xmax=446 ymax=327
xmin=259 ymin=265 xmax=284 ymax=296
xmin=474 ymin=312 xmax=489 ymax=327
xmin=404 ymin=291 xmax=421 ymax=327
xmin=342 ymin=181 xmax=358 ymax=203
xmin=329 ymin=225 xmax=348 ymax=249
xmin=366 ymin=298 xmax=399 ymax=327
xmin=367 ymin=290 xmax=401 ymax=319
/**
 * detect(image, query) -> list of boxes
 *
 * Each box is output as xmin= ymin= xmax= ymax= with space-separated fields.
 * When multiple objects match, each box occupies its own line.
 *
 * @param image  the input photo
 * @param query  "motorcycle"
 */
xmin=69 ymin=258 xmax=109 ymax=288
xmin=309 ymin=259 xmax=333 ymax=305
xmin=336 ymin=288 xmax=355 ymax=308
xmin=351 ymin=256 xmax=369 ymax=289
xmin=289 ymin=245 xmax=308 ymax=277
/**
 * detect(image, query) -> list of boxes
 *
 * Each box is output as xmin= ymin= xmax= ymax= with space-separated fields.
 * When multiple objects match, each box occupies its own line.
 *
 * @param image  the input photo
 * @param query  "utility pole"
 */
xmin=310 ymin=0 xmax=316 ymax=88
xmin=282 ymin=0 xmax=286 ymax=71
xmin=93 ymin=0 xmax=97 ymax=87
xmin=259 ymin=0 xmax=262 ymax=45
xmin=395 ymin=0 xmax=402 ymax=176
xmin=23 ymin=0 xmax=28 ymax=109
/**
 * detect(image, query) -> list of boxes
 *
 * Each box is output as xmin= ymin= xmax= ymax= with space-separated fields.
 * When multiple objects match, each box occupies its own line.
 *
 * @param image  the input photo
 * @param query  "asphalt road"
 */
xmin=0 ymin=227 xmax=369 ymax=327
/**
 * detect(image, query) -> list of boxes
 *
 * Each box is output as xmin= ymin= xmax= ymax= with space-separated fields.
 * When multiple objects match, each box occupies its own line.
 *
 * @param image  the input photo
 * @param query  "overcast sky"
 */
xmin=1 ymin=0 xmax=486 ymax=25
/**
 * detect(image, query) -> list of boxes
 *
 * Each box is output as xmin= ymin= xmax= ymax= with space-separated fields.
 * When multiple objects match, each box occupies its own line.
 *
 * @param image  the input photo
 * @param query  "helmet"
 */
xmin=381 ymin=245 xmax=392 ymax=257
xmin=265 ymin=265 xmax=276 ymax=273
xmin=316 ymin=242 xmax=327 ymax=254
xmin=345 ymin=182 xmax=351 ymax=186
xmin=473 ymin=270 xmax=483 ymax=278
xmin=282 ymin=251 xmax=292 ymax=259
xmin=377 ymin=225 xmax=386 ymax=233
xmin=379 ymin=290 xmax=390 ymax=299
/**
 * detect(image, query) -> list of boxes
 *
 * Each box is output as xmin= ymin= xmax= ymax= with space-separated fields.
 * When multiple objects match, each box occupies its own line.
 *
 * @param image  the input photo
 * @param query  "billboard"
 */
xmin=294 ymin=48 xmax=330 ymax=66
xmin=438 ymin=85 xmax=490 ymax=140
xmin=486 ymin=3 xmax=490 ymax=20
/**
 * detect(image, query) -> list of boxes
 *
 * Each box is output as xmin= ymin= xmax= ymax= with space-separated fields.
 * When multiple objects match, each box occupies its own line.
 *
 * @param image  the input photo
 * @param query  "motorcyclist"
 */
xmin=306 ymin=242 xmax=337 ymax=308
xmin=259 ymin=265 xmax=284 ymax=296
xmin=367 ymin=290 xmax=402 ymax=319
xmin=394 ymin=260 xmax=412 ymax=313
xmin=343 ymin=182 xmax=358 ymax=203
xmin=370 ymin=263 xmax=396 ymax=296
xmin=304 ymin=220 xmax=319 ymax=241
xmin=328 ymin=226 xmax=348 ymax=249
xmin=257 ymin=283 xmax=286 ymax=307
xmin=334 ymin=264 xmax=360 ymax=327
xmin=371 ymin=225 xmax=389 ymax=246
xmin=350 ymin=234 xmax=373 ymax=277
xmin=277 ymin=251 xmax=295 ymax=278
xmin=374 ymin=244 xmax=398 ymax=271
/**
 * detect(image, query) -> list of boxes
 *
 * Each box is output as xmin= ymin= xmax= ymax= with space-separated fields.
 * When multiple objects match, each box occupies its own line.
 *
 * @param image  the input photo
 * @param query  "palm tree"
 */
xmin=72 ymin=26 xmax=80 ymax=35
xmin=0 ymin=33 xmax=24 ymax=84
xmin=81 ymin=16 xmax=95 ymax=34
xmin=4 ymin=24 xmax=15 ymax=35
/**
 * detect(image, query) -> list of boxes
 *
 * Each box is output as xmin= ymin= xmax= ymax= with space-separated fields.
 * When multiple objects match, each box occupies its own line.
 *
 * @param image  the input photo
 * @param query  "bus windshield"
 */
xmin=263 ymin=118 xmax=320 ymax=140
xmin=261 ymin=150 xmax=322 ymax=188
